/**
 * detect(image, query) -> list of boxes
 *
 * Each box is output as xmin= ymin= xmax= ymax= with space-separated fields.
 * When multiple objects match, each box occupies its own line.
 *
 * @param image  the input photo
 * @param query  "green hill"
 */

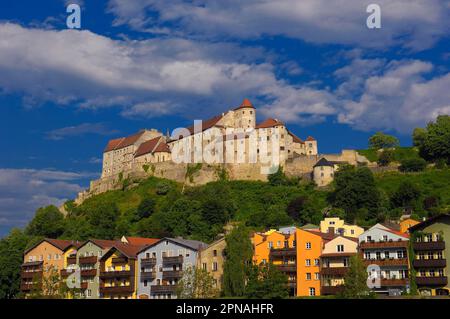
xmin=357 ymin=146 xmax=421 ymax=163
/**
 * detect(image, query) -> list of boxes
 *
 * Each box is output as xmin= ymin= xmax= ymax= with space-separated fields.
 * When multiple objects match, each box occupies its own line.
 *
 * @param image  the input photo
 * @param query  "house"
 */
xmin=400 ymin=218 xmax=420 ymax=233
xmin=136 ymin=237 xmax=207 ymax=299
xmin=21 ymin=238 xmax=81 ymax=296
xmin=319 ymin=217 xmax=364 ymax=238
xmin=409 ymin=214 xmax=450 ymax=296
xmin=197 ymin=237 xmax=226 ymax=292
xmin=320 ymin=236 xmax=358 ymax=295
xmin=358 ymin=224 xmax=410 ymax=295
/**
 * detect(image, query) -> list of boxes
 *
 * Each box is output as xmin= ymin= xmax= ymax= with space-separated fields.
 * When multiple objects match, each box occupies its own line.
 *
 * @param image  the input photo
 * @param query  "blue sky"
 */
xmin=0 ymin=0 xmax=449 ymax=236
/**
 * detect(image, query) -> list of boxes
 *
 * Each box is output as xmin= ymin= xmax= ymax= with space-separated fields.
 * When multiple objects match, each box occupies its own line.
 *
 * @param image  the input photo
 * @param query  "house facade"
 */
xmin=137 ymin=238 xmax=207 ymax=299
xmin=197 ymin=237 xmax=227 ymax=292
xmin=319 ymin=217 xmax=364 ymax=238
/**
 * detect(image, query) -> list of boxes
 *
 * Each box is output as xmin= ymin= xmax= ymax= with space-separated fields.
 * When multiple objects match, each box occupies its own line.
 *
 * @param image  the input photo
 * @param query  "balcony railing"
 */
xmin=80 ymin=282 xmax=88 ymax=290
xmin=151 ymin=285 xmax=177 ymax=294
xmin=100 ymin=285 xmax=134 ymax=294
xmin=79 ymin=256 xmax=98 ymax=265
xmin=141 ymin=257 xmax=157 ymax=267
xmin=320 ymin=267 xmax=348 ymax=276
xmin=162 ymin=270 xmax=183 ymax=280
xmin=413 ymin=258 xmax=446 ymax=268
xmin=363 ymin=258 xmax=408 ymax=267
xmin=60 ymin=269 xmax=75 ymax=278
xmin=112 ymin=257 xmax=127 ymax=264
xmin=100 ymin=270 xmax=132 ymax=278
xmin=416 ymin=276 xmax=448 ymax=286
xmin=359 ymin=240 xmax=408 ymax=249
xmin=413 ymin=241 xmax=445 ymax=251
xmin=321 ymin=285 xmax=345 ymax=295
xmin=269 ymin=248 xmax=296 ymax=257
xmin=21 ymin=270 xmax=42 ymax=279
xmin=380 ymin=278 xmax=408 ymax=287
xmin=67 ymin=256 xmax=77 ymax=265
xmin=275 ymin=264 xmax=296 ymax=272
xmin=20 ymin=283 xmax=37 ymax=291
xmin=140 ymin=272 xmax=156 ymax=281
xmin=81 ymin=269 xmax=97 ymax=277
xmin=162 ymin=256 xmax=183 ymax=266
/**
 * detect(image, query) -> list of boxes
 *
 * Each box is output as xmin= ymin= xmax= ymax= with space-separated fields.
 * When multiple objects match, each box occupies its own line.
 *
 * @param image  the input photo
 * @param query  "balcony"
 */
xmin=21 ymin=261 xmax=43 ymax=270
xmin=112 ymin=257 xmax=127 ymax=264
xmin=416 ymin=276 xmax=448 ymax=286
xmin=140 ymin=272 xmax=156 ymax=281
xmin=269 ymin=248 xmax=296 ymax=258
xmin=21 ymin=270 xmax=42 ymax=279
xmin=20 ymin=283 xmax=36 ymax=292
xmin=79 ymin=256 xmax=98 ymax=265
xmin=100 ymin=270 xmax=132 ymax=278
xmin=80 ymin=282 xmax=88 ymax=290
xmin=60 ymin=269 xmax=75 ymax=278
xmin=363 ymin=258 xmax=409 ymax=267
xmin=321 ymin=285 xmax=345 ymax=295
xmin=380 ymin=278 xmax=408 ymax=287
xmin=413 ymin=241 xmax=445 ymax=251
xmin=275 ymin=264 xmax=296 ymax=272
xmin=100 ymin=285 xmax=134 ymax=294
xmin=81 ymin=269 xmax=97 ymax=277
xmin=151 ymin=285 xmax=177 ymax=294
xmin=141 ymin=257 xmax=157 ymax=267
xmin=67 ymin=256 xmax=77 ymax=265
xmin=162 ymin=270 xmax=183 ymax=280
xmin=162 ymin=256 xmax=183 ymax=266
xmin=413 ymin=258 xmax=446 ymax=268
xmin=359 ymin=240 xmax=408 ymax=249
xmin=321 ymin=267 xmax=348 ymax=276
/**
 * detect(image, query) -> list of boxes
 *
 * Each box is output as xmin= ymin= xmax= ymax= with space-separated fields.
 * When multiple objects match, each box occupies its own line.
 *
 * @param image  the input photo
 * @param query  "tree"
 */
xmin=222 ymin=226 xmax=253 ymax=297
xmin=328 ymin=166 xmax=381 ymax=221
xmin=369 ymin=132 xmax=399 ymax=150
xmin=267 ymin=166 xmax=296 ymax=186
xmin=26 ymin=205 xmax=64 ymax=238
xmin=377 ymin=149 xmax=394 ymax=166
xmin=340 ymin=255 xmax=373 ymax=298
xmin=286 ymin=196 xmax=318 ymax=224
xmin=391 ymin=181 xmax=421 ymax=209
xmin=245 ymin=264 xmax=289 ymax=299
xmin=176 ymin=267 xmax=218 ymax=299
xmin=399 ymin=158 xmax=427 ymax=172
xmin=0 ymin=229 xmax=29 ymax=299
xmin=28 ymin=266 xmax=65 ymax=299
xmin=87 ymin=201 xmax=120 ymax=239
xmin=137 ymin=197 xmax=156 ymax=219
xmin=414 ymin=115 xmax=450 ymax=164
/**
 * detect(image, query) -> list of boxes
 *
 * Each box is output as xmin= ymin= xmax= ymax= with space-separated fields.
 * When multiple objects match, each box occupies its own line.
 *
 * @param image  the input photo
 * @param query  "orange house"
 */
xmin=252 ymin=229 xmax=296 ymax=265
xmin=400 ymin=218 xmax=420 ymax=233
xmin=295 ymin=229 xmax=329 ymax=297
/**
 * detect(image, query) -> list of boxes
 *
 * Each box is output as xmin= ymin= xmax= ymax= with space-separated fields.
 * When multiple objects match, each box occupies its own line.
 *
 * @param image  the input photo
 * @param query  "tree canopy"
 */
xmin=368 ymin=132 xmax=399 ymax=150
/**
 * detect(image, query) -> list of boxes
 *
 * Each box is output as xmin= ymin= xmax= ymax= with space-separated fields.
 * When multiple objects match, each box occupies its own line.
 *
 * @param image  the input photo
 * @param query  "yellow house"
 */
xmin=319 ymin=217 xmax=364 ymax=238
xmin=99 ymin=243 xmax=141 ymax=299
xmin=198 ymin=237 xmax=226 ymax=293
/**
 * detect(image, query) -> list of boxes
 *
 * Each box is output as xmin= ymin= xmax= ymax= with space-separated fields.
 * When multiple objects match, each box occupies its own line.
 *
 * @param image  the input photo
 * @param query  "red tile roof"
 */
xmin=25 ymin=238 xmax=82 ymax=254
xmin=184 ymin=114 xmax=223 ymax=136
xmin=234 ymin=98 xmax=255 ymax=110
xmin=288 ymin=131 xmax=304 ymax=144
xmin=384 ymin=228 xmax=410 ymax=239
xmin=255 ymin=118 xmax=285 ymax=129
xmin=306 ymin=136 xmax=316 ymax=141
xmin=104 ymin=130 xmax=147 ymax=153
xmin=89 ymin=239 xmax=117 ymax=249
xmin=123 ymin=237 xmax=159 ymax=246
xmin=153 ymin=141 xmax=171 ymax=153
xmin=134 ymin=137 xmax=161 ymax=157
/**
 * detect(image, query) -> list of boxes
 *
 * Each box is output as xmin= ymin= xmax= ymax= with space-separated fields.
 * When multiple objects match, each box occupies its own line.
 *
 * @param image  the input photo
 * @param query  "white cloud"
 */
xmin=107 ymin=0 xmax=450 ymax=50
xmin=46 ymin=123 xmax=118 ymax=140
xmin=0 ymin=168 xmax=93 ymax=235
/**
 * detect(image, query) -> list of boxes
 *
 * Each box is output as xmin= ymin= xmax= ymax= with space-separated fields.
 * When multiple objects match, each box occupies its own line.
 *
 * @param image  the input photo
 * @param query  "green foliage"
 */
xmin=222 ymin=226 xmax=253 ymax=297
xmin=176 ymin=267 xmax=219 ymax=299
xmin=85 ymin=201 xmax=120 ymax=239
xmin=399 ymin=158 xmax=427 ymax=172
xmin=368 ymin=132 xmax=399 ymax=150
xmin=414 ymin=115 xmax=450 ymax=164
xmin=26 ymin=205 xmax=65 ymax=238
xmin=390 ymin=181 xmax=421 ymax=209
xmin=142 ymin=164 xmax=150 ymax=173
xmin=340 ymin=255 xmax=374 ymax=299
xmin=286 ymin=196 xmax=322 ymax=225
xmin=156 ymin=181 xmax=171 ymax=195
xmin=328 ymin=166 xmax=381 ymax=222
xmin=0 ymin=229 xmax=30 ymax=299
xmin=137 ymin=197 xmax=156 ymax=219
xmin=245 ymin=264 xmax=289 ymax=299
xmin=186 ymin=163 xmax=202 ymax=183
xmin=377 ymin=149 xmax=394 ymax=166
xmin=267 ymin=166 xmax=298 ymax=186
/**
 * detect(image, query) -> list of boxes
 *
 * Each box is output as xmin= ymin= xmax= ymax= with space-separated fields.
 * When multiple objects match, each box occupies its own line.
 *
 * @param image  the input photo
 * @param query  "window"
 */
xmin=337 ymin=245 xmax=344 ymax=252
xmin=47 ymin=254 xmax=51 ymax=261
xmin=343 ymin=258 xmax=349 ymax=267
xmin=383 ymin=235 xmax=388 ymax=241
xmin=202 ymin=263 xmax=207 ymax=271
xmin=306 ymin=242 xmax=311 ymax=249
xmin=314 ymin=259 xmax=320 ymax=266
xmin=213 ymin=250 xmax=217 ymax=257
xmin=213 ymin=262 xmax=218 ymax=272
xmin=384 ymin=251 xmax=390 ymax=259
xmin=268 ymin=241 xmax=273 ymax=249
xmin=366 ymin=236 xmax=372 ymax=242
xmin=351 ymin=230 xmax=355 ymax=235
xmin=309 ymin=287 xmax=316 ymax=296
xmin=397 ymin=250 xmax=405 ymax=259
xmin=376 ymin=252 xmax=381 ymax=260
xmin=306 ymin=273 xmax=311 ymax=280
xmin=315 ymin=273 xmax=320 ymax=280
xmin=305 ymin=259 xmax=311 ymax=266
xmin=277 ymin=241 xmax=281 ymax=248
xmin=144 ymin=280 xmax=148 ymax=287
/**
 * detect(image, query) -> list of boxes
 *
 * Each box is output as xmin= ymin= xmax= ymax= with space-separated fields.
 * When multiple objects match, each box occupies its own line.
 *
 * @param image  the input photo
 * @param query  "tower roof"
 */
xmin=255 ymin=118 xmax=285 ymax=129
xmin=234 ymin=98 xmax=255 ymax=110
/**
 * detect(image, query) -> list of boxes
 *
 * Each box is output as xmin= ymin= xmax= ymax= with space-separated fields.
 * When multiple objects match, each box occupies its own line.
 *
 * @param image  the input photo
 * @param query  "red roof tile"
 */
xmin=153 ymin=141 xmax=171 ymax=153
xmin=134 ymin=137 xmax=161 ymax=157
xmin=123 ymin=237 xmax=159 ymax=246
xmin=234 ymin=98 xmax=255 ymax=110
xmin=306 ymin=136 xmax=316 ymax=141
xmin=184 ymin=114 xmax=223 ymax=136
xmin=288 ymin=131 xmax=304 ymax=144
xmin=104 ymin=130 xmax=147 ymax=153
xmin=104 ymin=137 xmax=125 ymax=152
xmin=255 ymin=118 xmax=285 ymax=129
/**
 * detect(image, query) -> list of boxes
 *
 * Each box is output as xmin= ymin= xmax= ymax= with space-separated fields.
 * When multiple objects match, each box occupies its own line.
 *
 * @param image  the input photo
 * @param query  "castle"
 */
xmin=75 ymin=99 xmax=370 ymax=204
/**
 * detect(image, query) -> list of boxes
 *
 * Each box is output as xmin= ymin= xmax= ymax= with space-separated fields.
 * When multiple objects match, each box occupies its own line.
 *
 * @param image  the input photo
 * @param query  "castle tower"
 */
xmin=233 ymin=98 xmax=256 ymax=129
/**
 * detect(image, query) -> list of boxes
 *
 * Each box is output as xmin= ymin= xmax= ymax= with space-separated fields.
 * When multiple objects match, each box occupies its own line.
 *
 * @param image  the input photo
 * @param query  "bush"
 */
xmin=377 ymin=149 xmax=394 ymax=166
xmin=399 ymin=158 xmax=427 ymax=172
xmin=156 ymin=181 xmax=171 ymax=195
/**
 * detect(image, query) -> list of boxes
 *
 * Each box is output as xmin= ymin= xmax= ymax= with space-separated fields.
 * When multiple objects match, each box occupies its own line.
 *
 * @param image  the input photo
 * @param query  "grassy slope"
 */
xmin=357 ymin=146 xmax=420 ymax=163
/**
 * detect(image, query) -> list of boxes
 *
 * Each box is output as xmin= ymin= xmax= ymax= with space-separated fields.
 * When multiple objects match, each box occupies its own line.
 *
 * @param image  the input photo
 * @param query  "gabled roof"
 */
xmin=122 ymin=236 xmax=159 ymax=246
xmin=134 ymin=137 xmax=161 ymax=158
xmin=288 ymin=131 xmax=304 ymax=144
xmin=409 ymin=214 xmax=450 ymax=232
xmin=138 ymin=237 xmax=208 ymax=254
xmin=234 ymin=98 xmax=255 ymax=110
xmin=87 ymin=239 xmax=118 ymax=249
xmin=104 ymin=130 xmax=146 ymax=153
xmin=255 ymin=118 xmax=285 ymax=129
xmin=25 ymin=238 xmax=82 ymax=254
xmin=313 ymin=158 xmax=334 ymax=168
xmin=306 ymin=136 xmax=316 ymax=141
xmin=153 ymin=141 xmax=171 ymax=153
xmin=184 ymin=114 xmax=223 ymax=136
